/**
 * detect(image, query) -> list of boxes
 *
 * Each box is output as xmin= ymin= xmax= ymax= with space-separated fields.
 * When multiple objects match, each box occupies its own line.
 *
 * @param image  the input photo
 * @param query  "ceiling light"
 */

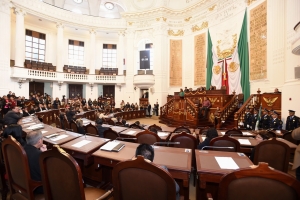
xmin=73 ymin=0 xmax=83 ymax=3
xmin=105 ymin=2 xmax=114 ymax=10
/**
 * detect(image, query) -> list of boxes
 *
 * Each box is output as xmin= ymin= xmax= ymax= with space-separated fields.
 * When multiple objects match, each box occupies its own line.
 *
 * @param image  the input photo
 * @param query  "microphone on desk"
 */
xmin=115 ymin=137 xmax=137 ymax=141
xmin=152 ymin=142 xmax=180 ymax=146
xmin=201 ymin=146 xmax=234 ymax=150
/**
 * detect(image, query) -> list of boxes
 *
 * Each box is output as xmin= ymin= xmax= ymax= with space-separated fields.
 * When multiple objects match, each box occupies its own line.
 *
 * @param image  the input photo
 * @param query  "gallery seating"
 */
xmin=24 ymin=60 xmax=56 ymax=71
xmin=63 ymin=65 xmax=87 ymax=74
xmin=99 ymin=68 xmax=118 ymax=75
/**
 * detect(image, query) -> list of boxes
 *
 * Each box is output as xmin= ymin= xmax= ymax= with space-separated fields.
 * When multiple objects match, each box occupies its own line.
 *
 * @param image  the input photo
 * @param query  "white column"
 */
xmin=0 ymin=0 xmax=13 ymax=94
xmin=14 ymin=7 xmax=26 ymax=67
xmin=56 ymin=22 xmax=64 ymax=72
xmin=117 ymin=31 xmax=125 ymax=75
xmin=89 ymin=29 xmax=96 ymax=74
xmin=124 ymin=29 xmax=135 ymax=103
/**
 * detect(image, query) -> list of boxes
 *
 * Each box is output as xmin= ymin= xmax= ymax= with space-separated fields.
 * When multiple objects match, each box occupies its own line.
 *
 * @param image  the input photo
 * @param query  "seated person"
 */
xmin=24 ymin=131 xmax=47 ymax=194
xmin=3 ymin=106 xmax=23 ymax=125
xmin=198 ymin=128 xmax=218 ymax=150
xmin=3 ymin=124 xmax=26 ymax=146
xmin=135 ymin=144 xmax=179 ymax=200
xmin=250 ymin=131 xmax=274 ymax=161
xmin=95 ymin=118 xmax=109 ymax=138
xmin=75 ymin=119 xmax=85 ymax=135
xmin=199 ymin=97 xmax=211 ymax=118
xmin=66 ymin=107 xmax=76 ymax=122
xmin=23 ymin=107 xmax=31 ymax=117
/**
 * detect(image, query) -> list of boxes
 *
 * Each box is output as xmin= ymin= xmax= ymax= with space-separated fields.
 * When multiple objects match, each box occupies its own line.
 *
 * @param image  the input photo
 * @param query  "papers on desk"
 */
xmin=157 ymin=132 xmax=169 ymax=137
xmin=215 ymin=157 xmax=239 ymax=169
xmin=22 ymin=119 xmax=32 ymax=123
xmin=100 ymin=141 xmax=125 ymax=152
xmin=238 ymin=139 xmax=251 ymax=145
xmin=220 ymin=132 xmax=226 ymax=135
xmin=26 ymin=124 xmax=44 ymax=130
xmin=126 ymin=131 xmax=136 ymax=135
xmin=242 ymin=132 xmax=253 ymax=136
xmin=22 ymin=122 xmax=36 ymax=127
xmin=72 ymin=140 xmax=91 ymax=148
xmin=41 ymin=131 xmax=48 ymax=134
xmin=50 ymin=134 xmax=69 ymax=141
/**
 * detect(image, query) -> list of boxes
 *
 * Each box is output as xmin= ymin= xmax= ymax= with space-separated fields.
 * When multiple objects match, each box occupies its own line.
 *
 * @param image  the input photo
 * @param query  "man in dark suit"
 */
xmin=3 ymin=106 xmax=23 ymax=125
xmin=95 ymin=119 xmax=109 ymax=138
xmin=286 ymin=110 xmax=300 ymax=131
xmin=24 ymin=131 xmax=47 ymax=194
xmin=251 ymin=109 xmax=259 ymax=130
xmin=243 ymin=107 xmax=252 ymax=130
xmin=154 ymin=102 xmax=159 ymax=116
xmin=269 ymin=111 xmax=283 ymax=130
xmin=260 ymin=109 xmax=270 ymax=129
xmin=66 ymin=107 xmax=76 ymax=122
xmin=147 ymin=102 xmax=151 ymax=117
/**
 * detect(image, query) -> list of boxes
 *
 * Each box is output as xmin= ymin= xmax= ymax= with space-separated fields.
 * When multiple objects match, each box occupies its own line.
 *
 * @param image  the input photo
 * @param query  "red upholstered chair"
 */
xmin=209 ymin=135 xmax=241 ymax=152
xmin=217 ymin=162 xmax=300 ymax=200
xmin=112 ymin=156 xmax=177 ymax=200
xmin=39 ymin=145 xmax=113 ymax=200
xmin=2 ymin=136 xmax=44 ymax=200
xmin=253 ymin=138 xmax=290 ymax=172
xmin=136 ymin=130 xmax=160 ymax=145
xmin=173 ymin=126 xmax=191 ymax=133
xmin=225 ymin=129 xmax=243 ymax=136
xmin=103 ymin=128 xmax=120 ymax=140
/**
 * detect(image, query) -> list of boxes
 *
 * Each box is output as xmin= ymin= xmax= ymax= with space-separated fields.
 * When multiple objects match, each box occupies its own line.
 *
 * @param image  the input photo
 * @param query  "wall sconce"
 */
xmin=134 ymin=86 xmax=136 ymax=90
xmin=58 ymin=81 xmax=63 ymax=90
xmin=50 ymin=83 xmax=53 ymax=88
xmin=89 ymin=82 xmax=94 ymax=93
xmin=18 ymin=78 xmax=26 ymax=89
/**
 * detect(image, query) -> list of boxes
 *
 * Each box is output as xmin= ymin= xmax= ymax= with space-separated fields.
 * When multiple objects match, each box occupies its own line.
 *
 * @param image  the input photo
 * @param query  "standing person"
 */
xmin=81 ymin=98 xmax=87 ymax=106
xmin=24 ymin=131 xmax=47 ymax=194
xmin=3 ymin=106 xmax=23 ymax=125
xmin=200 ymin=97 xmax=211 ymax=119
xmin=251 ymin=109 xmax=259 ymax=130
xmin=260 ymin=109 xmax=270 ymax=129
xmin=243 ymin=107 xmax=252 ymax=130
xmin=292 ymin=127 xmax=300 ymax=181
xmin=88 ymin=98 xmax=93 ymax=107
xmin=286 ymin=110 xmax=300 ymax=131
xmin=179 ymin=88 xmax=184 ymax=99
xmin=147 ymin=102 xmax=151 ymax=117
xmin=154 ymin=102 xmax=159 ymax=116
xmin=120 ymin=100 xmax=125 ymax=110
xmin=269 ymin=111 xmax=283 ymax=130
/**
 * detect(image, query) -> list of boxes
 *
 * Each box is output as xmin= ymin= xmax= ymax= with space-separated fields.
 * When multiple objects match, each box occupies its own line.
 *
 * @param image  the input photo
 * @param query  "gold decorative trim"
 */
xmin=156 ymin=18 xmax=160 ymax=21
xmin=213 ymin=65 xmax=221 ymax=75
xmin=191 ymin=21 xmax=208 ymax=32
xmin=184 ymin=17 xmax=192 ymax=22
xmin=217 ymin=34 xmax=237 ymax=59
xmin=156 ymin=17 xmax=167 ymax=22
xmin=168 ymin=29 xmax=184 ymax=36
xmin=128 ymin=22 xmax=133 ymax=25
xmin=208 ymin=5 xmax=216 ymax=11
xmin=263 ymin=97 xmax=278 ymax=106
xmin=247 ymin=0 xmax=257 ymax=6
xmin=184 ymin=91 xmax=206 ymax=95
xmin=162 ymin=17 xmax=167 ymax=22
xmin=208 ymin=98 xmax=218 ymax=105
xmin=228 ymin=62 xmax=239 ymax=72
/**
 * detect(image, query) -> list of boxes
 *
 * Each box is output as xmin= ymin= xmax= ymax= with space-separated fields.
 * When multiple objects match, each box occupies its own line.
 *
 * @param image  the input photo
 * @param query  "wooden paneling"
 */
xmin=29 ymin=82 xmax=44 ymax=96
xmin=103 ymin=85 xmax=115 ymax=98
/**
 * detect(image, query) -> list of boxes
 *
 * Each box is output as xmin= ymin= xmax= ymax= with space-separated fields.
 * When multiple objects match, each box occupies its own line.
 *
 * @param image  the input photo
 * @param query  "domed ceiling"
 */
xmin=41 ymin=0 xmax=206 ymax=19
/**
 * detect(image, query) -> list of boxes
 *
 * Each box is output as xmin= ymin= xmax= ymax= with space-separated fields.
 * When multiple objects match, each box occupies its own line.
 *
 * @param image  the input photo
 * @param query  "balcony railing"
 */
xmin=11 ymin=67 xmax=125 ymax=84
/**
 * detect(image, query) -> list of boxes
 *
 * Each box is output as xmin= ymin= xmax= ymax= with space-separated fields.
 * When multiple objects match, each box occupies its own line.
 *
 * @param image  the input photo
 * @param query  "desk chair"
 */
xmin=2 ymin=136 xmax=44 ymax=200
xmin=136 ymin=130 xmax=160 ymax=145
xmin=282 ymin=131 xmax=299 ymax=145
xmin=70 ymin=120 xmax=78 ymax=133
xmin=0 ymin=138 xmax=8 ymax=200
xmin=103 ymin=128 xmax=120 ymax=140
xmin=85 ymin=123 xmax=98 ymax=136
xmin=39 ymin=145 xmax=113 ymax=200
xmin=225 ymin=129 xmax=243 ymax=136
xmin=112 ymin=156 xmax=177 ymax=200
xmin=173 ymin=126 xmax=191 ymax=134
xmin=217 ymin=162 xmax=300 ymax=200
xmin=209 ymin=135 xmax=240 ymax=152
xmin=148 ymin=124 xmax=162 ymax=132
xmin=253 ymin=138 xmax=290 ymax=172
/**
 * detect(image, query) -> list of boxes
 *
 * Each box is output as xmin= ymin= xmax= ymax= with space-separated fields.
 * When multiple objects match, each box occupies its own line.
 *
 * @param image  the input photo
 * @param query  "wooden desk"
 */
xmin=61 ymin=136 xmax=110 ymax=166
xmin=119 ymin=128 xmax=144 ymax=138
xmin=43 ymin=131 xmax=82 ymax=148
xmin=217 ymin=130 xmax=256 ymax=137
xmin=196 ymin=150 xmax=253 ymax=199
xmin=110 ymin=126 xmax=128 ymax=133
xmin=82 ymin=118 xmax=95 ymax=126
xmin=93 ymin=142 xmax=192 ymax=200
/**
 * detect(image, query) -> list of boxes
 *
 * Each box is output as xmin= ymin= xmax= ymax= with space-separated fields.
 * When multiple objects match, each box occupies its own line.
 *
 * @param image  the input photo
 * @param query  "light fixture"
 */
xmin=73 ymin=0 xmax=83 ymax=4
xmin=89 ymin=83 xmax=94 ymax=93
xmin=18 ymin=78 xmax=26 ymax=89
xmin=58 ymin=81 xmax=63 ymax=90
xmin=105 ymin=2 xmax=114 ymax=10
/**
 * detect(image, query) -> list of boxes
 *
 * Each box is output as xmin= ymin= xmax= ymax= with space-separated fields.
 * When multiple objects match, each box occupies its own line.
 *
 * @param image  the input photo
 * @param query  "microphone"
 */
xmin=152 ymin=142 xmax=180 ymax=146
xmin=201 ymin=146 xmax=234 ymax=150
xmin=115 ymin=137 xmax=137 ymax=141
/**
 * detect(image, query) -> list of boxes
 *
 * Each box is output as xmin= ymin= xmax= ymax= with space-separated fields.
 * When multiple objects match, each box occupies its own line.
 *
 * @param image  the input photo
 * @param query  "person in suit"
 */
xmin=3 ymin=124 xmax=26 ymax=146
xmin=135 ymin=144 xmax=180 ymax=200
xmin=88 ymin=98 xmax=93 ymax=107
xmin=147 ymin=102 xmax=151 ymax=117
xmin=66 ymin=107 xmax=76 ymax=122
xmin=269 ymin=111 xmax=283 ymax=130
xmin=292 ymin=127 xmax=300 ymax=181
xmin=251 ymin=109 xmax=259 ymax=130
xmin=197 ymin=128 xmax=219 ymax=150
xmin=24 ymin=131 xmax=47 ymax=194
xmin=243 ymin=107 xmax=252 ymax=130
xmin=260 ymin=108 xmax=270 ymax=129
xmin=154 ymin=102 xmax=159 ymax=116
xmin=3 ymin=106 xmax=23 ymax=125
xmin=95 ymin=118 xmax=109 ymax=138
xmin=52 ymin=97 xmax=61 ymax=109
xmin=286 ymin=110 xmax=300 ymax=131
xmin=37 ymin=104 xmax=44 ymax=112
xmin=75 ymin=119 xmax=85 ymax=135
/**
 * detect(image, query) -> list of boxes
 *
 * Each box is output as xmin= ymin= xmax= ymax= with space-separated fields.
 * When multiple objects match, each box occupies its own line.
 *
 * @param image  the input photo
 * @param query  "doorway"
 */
xmin=69 ymin=84 xmax=83 ymax=99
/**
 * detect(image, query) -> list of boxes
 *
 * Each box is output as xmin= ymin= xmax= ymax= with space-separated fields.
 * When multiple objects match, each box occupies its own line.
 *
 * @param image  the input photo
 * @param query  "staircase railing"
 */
xmin=185 ymin=98 xmax=199 ymax=125
xmin=216 ymin=95 xmax=237 ymax=129
xmin=160 ymin=98 xmax=174 ymax=117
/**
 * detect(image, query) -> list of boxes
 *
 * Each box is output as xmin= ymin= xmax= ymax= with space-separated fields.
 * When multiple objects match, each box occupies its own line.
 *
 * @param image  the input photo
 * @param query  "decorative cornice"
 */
xmin=168 ymin=29 xmax=184 ymax=36
xmin=14 ymin=7 xmax=27 ymax=16
xmin=89 ymin=29 xmax=96 ymax=35
xmin=247 ymin=0 xmax=257 ymax=6
xmin=56 ymin=22 xmax=64 ymax=29
xmin=191 ymin=21 xmax=208 ymax=32
xmin=208 ymin=4 xmax=216 ymax=11
xmin=0 ymin=0 xmax=13 ymax=13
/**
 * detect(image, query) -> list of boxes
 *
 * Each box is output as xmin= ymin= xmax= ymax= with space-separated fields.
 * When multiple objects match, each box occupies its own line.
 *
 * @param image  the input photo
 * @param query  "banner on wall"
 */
xmin=140 ymin=50 xmax=150 ymax=69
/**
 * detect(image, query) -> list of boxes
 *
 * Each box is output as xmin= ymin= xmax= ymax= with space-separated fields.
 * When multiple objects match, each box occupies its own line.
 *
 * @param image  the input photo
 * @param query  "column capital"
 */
xmin=14 ymin=7 xmax=27 ymax=16
xmin=0 ymin=0 xmax=13 ymax=13
xmin=89 ymin=29 xmax=97 ymax=35
xmin=56 ymin=22 xmax=64 ymax=29
xmin=118 ymin=31 xmax=126 ymax=37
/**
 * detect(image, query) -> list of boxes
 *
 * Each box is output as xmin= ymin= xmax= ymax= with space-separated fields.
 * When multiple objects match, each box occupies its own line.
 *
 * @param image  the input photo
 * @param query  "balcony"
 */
xmin=133 ymin=74 xmax=155 ymax=89
xmin=10 ymin=67 xmax=125 ymax=84
xmin=292 ymin=21 xmax=300 ymax=55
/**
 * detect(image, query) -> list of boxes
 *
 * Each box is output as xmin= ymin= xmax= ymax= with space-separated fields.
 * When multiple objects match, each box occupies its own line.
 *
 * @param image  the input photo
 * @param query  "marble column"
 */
xmin=117 ymin=31 xmax=125 ymax=75
xmin=89 ymin=29 xmax=96 ymax=74
xmin=14 ymin=7 xmax=26 ymax=67
xmin=56 ymin=22 xmax=64 ymax=72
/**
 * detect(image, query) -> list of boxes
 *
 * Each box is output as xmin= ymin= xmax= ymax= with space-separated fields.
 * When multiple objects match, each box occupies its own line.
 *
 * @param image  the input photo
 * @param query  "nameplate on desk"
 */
xmin=41 ymin=131 xmax=48 ymax=134
xmin=50 ymin=134 xmax=69 ymax=141
xmin=72 ymin=140 xmax=92 ymax=148
xmin=215 ymin=157 xmax=239 ymax=169
xmin=157 ymin=132 xmax=169 ymax=137
xmin=220 ymin=132 xmax=225 ymax=135
xmin=238 ymin=139 xmax=251 ymax=145
xmin=242 ymin=132 xmax=252 ymax=136
xmin=26 ymin=124 xmax=44 ymax=130
xmin=126 ymin=131 xmax=136 ymax=135
xmin=100 ymin=141 xmax=125 ymax=152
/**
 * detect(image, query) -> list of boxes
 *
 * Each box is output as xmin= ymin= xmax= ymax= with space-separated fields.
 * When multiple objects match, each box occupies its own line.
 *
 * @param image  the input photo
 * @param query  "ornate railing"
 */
xmin=185 ymin=98 xmax=198 ymax=124
xmin=216 ymin=95 xmax=237 ymax=128
xmin=160 ymin=98 xmax=174 ymax=117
